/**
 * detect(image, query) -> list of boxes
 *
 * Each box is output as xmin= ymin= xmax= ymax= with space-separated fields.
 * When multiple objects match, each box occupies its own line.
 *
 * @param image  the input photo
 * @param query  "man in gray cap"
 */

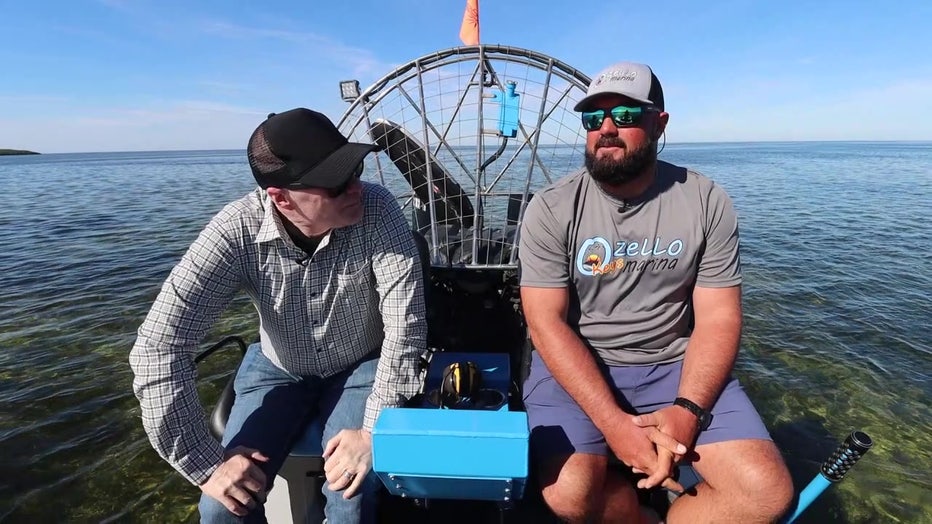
xmin=518 ymin=63 xmax=793 ymax=522
xmin=130 ymin=108 xmax=427 ymax=523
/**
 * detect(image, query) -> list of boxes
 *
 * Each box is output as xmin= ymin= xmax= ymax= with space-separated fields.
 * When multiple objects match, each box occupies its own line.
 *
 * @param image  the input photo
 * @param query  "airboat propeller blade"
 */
xmin=369 ymin=119 xmax=475 ymax=229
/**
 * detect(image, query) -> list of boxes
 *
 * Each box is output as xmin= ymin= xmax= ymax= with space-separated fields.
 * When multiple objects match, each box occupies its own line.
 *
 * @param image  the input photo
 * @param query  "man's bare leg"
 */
xmin=603 ymin=468 xmax=660 ymax=524
xmin=667 ymin=439 xmax=793 ymax=524
xmin=539 ymin=453 xmax=654 ymax=524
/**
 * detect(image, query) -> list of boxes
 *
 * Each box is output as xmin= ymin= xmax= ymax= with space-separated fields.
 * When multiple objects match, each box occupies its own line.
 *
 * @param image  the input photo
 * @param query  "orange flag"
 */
xmin=459 ymin=0 xmax=480 ymax=45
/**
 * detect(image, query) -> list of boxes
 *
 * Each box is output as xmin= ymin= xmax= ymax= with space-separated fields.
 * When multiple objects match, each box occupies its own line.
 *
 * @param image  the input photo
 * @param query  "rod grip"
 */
xmin=821 ymin=430 xmax=873 ymax=482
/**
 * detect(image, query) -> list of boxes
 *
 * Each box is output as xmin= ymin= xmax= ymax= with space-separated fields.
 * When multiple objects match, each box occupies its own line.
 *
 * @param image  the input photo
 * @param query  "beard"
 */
xmin=584 ymin=137 xmax=656 ymax=186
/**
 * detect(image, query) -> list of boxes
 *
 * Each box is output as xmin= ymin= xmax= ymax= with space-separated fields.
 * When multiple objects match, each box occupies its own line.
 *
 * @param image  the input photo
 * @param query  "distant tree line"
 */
xmin=0 ymin=149 xmax=39 ymax=155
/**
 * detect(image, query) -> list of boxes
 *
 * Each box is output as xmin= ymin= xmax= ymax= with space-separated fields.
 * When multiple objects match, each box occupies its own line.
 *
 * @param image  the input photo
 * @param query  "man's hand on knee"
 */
xmin=633 ymin=407 xmax=699 ymax=460
xmin=637 ymin=447 xmax=685 ymax=492
xmin=323 ymin=429 xmax=373 ymax=499
xmin=604 ymin=415 xmax=685 ymax=492
xmin=200 ymin=446 xmax=269 ymax=517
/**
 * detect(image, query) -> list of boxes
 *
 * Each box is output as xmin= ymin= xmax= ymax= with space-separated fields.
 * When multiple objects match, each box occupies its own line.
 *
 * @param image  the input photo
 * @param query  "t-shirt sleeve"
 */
xmin=518 ymin=195 xmax=569 ymax=287
xmin=696 ymin=183 xmax=742 ymax=287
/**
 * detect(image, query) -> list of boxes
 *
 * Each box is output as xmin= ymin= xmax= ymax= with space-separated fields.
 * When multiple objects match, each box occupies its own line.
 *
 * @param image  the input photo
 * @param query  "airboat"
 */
xmin=196 ymin=44 xmax=871 ymax=523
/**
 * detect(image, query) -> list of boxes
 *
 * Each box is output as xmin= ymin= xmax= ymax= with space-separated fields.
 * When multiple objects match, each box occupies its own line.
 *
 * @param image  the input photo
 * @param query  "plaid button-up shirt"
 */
xmin=129 ymin=183 xmax=427 ymax=485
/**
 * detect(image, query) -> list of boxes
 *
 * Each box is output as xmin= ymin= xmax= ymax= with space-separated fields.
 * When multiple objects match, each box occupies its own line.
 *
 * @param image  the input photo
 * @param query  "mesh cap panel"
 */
xmin=248 ymin=126 xmax=287 ymax=188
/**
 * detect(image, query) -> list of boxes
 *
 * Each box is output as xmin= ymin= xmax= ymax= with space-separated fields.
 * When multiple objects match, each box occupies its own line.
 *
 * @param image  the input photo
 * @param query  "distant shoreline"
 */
xmin=0 ymin=149 xmax=40 ymax=156
xmin=11 ymin=140 xmax=932 ymax=155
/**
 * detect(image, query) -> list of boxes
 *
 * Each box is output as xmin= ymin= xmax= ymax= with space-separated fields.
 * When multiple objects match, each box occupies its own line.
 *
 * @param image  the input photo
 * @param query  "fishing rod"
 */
xmin=783 ymin=430 xmax=873 ymax=523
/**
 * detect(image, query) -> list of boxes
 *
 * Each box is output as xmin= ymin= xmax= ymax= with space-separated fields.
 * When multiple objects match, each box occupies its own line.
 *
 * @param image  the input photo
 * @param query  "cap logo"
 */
xmin=597 ymin=69 xmax=638 ymax=86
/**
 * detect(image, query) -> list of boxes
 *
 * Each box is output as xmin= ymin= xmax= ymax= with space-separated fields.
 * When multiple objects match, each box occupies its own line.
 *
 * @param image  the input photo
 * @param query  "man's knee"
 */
xmin=542 ymin=485 xmax=599 ymax=523
xmin=322 ymin=472 xmax=381 ymax=523
xmin=741 ymin=457 xmax=794 ymax=519
xmin=199 ymin=491 xmax=249 ymax=524
xmin=537 ymin=454 xmax=606 ymax=522
xmin=706 ymin=444 xmax=795 ymax=520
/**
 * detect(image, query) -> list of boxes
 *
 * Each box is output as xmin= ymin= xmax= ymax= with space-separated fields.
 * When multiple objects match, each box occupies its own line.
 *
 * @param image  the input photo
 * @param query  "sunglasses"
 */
xmin=326 ymin=161 xmax=365 ymax=198
xmin=580 ymin=105 xmax=658 ymax=131
xmin=289 ymin=161 xmax=364 ymax=197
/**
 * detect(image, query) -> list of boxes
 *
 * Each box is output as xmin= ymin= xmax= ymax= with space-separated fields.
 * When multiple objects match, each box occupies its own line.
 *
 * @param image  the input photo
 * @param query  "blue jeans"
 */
xmin=198 ymin=344 xmax=380 ymax=524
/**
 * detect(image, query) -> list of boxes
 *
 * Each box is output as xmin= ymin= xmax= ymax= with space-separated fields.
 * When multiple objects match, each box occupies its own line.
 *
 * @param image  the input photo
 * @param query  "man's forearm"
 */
xmin=677 ymin=316 xmax=741 ymax=410
xmin=530 ymin=320 xmax=626 ymax=431
xmin=362 ymin=336 xmax=423 ymax=431
xmin=130 ymin=338 xmax=226 ymax=485
xmin=366 ymin=259 xmax=427 ymax=431
xmin=130 ymin=297 xmax=227 ymax=486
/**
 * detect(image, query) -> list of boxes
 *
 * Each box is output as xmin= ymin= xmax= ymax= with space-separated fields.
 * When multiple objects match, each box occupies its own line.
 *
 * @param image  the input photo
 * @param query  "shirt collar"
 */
xmin=256 ymin=189 xmax=286 ymax=244
xmin=254 ymin=188 xmax=336 ymax=248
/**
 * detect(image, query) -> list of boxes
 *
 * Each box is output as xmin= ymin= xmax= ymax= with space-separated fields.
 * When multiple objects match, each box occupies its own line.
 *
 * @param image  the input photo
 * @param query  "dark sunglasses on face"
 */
xmin=580 ymin=105 xmax=658 ymax=131
xmin=290 ymin=161 xmax=364 ymax=197
xmin=326 ymin=161 xmax=365 ymax=198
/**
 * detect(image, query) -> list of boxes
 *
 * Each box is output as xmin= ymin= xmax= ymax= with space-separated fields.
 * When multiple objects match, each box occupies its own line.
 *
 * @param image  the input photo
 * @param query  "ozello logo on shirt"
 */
xmin=576 ymin=235 xmax=684 ymax=277
xmin=596 ymin=69 xmax=638 ymax=86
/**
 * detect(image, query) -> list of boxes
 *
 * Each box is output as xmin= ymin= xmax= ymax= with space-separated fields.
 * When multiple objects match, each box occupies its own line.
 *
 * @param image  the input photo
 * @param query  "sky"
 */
xmin=1 ymin=0 xmax=930 ymax=153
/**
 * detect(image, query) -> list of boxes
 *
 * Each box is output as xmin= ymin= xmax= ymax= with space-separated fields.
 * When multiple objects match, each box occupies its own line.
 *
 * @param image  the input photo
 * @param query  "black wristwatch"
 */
xmin=674 ymin=397 xmax=713 ymax=431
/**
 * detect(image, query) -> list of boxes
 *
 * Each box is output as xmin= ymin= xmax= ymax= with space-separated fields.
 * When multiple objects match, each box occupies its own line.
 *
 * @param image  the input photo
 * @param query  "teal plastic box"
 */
xmin=372 ymin=406 xmax=528 ymax=501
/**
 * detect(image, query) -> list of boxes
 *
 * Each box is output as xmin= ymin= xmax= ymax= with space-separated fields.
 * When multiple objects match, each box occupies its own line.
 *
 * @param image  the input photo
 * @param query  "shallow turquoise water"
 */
xmin=0 ymin=143 xmax=929 ymax=522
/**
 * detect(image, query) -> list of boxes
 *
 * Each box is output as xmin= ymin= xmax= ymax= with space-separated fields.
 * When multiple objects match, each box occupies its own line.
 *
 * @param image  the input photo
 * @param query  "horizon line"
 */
xmin=10 ymin=139 xmax=932 ymax=156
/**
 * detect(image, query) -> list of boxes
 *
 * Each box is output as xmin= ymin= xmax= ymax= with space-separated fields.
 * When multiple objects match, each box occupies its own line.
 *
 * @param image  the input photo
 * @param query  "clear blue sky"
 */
xmin=2 ymin=0 xmax=930 ymax=153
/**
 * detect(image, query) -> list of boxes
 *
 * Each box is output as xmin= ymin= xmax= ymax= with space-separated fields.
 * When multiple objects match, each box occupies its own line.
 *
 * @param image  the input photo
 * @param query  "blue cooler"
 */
xmin=371 ymin=352 xmax=528 ymax=501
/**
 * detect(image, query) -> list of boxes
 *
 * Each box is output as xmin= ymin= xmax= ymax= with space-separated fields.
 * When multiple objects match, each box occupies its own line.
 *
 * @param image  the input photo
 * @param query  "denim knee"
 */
xmin=322 ymin=471 xmax=380 ymax=524
xmin=198 ymin=491 xmax=267 ymax=524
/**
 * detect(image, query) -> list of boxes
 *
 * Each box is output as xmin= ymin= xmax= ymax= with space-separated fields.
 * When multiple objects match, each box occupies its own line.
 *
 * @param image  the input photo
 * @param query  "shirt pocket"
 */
xmin=335 ymin=256 xmax=372 ymax=284
xmin=330 ymin=259 xmax=377 ymax=339
xmin=333 ymin=257 xmax=375 ymax=308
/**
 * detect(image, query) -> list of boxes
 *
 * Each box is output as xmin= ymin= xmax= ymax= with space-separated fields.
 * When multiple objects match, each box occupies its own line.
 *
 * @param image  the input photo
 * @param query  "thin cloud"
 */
xmin=198 ymin=20 xmax=390 ymax=78
xmin=48 ymin=24 xmax=132 ymax=47
xmin=195 ymin=80 xmax=253 ymax=96
xmin=95 ymin=0 xmax=133 ymax=11
xmin=0 ymin=102 xmax=266 ymax=152
xmin=172 ymin=100 xmax=266 ymax=116
xmin=0 ymin=94 xmax=70 ymax=104
xmin=200 ymin=21 xmax=309 ymax=43
xmin=672 ymin=76 xmax=932 ymax=142
xmin=69 ymin=101 xmax=265 ymax=127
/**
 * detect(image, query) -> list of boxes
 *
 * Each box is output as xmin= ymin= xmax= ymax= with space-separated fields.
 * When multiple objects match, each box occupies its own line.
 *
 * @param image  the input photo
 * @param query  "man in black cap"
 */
xmin=130 ymin=108 xmax=427 ymax=523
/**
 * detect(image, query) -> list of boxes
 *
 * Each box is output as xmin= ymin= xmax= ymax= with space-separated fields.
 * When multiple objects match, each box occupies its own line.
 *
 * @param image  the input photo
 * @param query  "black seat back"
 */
xmin=411 ymin=229 xmax=431 ymax=295
xmin=209 ymin=379 xmax=235 ymax=440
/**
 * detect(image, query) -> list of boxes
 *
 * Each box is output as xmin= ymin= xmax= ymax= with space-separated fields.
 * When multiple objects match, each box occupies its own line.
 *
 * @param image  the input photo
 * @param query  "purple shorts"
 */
xmin=522 ymin=352 xmax=772 ymax=458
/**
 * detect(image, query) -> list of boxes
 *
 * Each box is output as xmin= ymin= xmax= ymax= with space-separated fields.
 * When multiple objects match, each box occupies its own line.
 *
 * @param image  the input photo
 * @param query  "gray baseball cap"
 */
xmin=574 ymin=62 xmax=665 ymax=112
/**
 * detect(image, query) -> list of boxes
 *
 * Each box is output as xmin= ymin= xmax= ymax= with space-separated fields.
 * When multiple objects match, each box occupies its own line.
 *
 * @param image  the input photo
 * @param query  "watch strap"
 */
xmin=674 ymin=397 xmax=711 ymax=430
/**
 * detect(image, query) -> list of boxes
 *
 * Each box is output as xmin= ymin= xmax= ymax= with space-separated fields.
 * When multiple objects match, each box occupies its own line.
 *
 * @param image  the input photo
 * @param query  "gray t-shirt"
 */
xmin=518 ymin=160 xmax=741 ymax=366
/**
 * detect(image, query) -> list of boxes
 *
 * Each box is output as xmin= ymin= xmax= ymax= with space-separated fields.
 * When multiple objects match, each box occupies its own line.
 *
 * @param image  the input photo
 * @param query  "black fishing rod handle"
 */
xmin=821 ymin=430 xmax=873 ymax=482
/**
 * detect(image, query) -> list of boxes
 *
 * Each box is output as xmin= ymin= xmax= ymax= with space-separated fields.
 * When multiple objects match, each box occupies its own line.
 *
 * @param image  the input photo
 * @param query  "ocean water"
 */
xmin=0 ymin=143 xmax=929 ymax=523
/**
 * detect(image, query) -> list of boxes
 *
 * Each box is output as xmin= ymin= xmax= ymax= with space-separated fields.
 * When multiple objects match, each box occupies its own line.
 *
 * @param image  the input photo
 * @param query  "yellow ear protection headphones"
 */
xmin=440 ymin=361 xmax=482 ymax=407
